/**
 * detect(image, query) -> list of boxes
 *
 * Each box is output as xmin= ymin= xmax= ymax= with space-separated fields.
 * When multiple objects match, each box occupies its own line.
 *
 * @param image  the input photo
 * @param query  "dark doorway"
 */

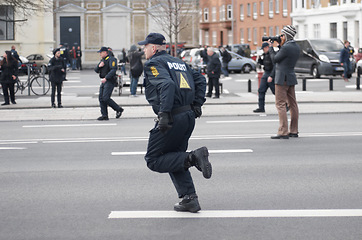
xmin=60 ymin=17 xmax=80 ymax=47
xmin=220 ymin=31 xmax=224 ymax=46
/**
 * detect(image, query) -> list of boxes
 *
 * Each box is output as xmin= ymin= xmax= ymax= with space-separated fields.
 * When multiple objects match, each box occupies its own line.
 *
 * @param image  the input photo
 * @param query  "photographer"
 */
xmin=254 ymin=42 xmax=275 ymax=113
xmin=268 ymin=25 xmax=300 ymax=139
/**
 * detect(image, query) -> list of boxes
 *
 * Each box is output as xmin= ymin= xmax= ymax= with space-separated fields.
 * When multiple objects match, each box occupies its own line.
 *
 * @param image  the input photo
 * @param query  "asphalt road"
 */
xmin=1 ymin=113 xmax=362 ymax=240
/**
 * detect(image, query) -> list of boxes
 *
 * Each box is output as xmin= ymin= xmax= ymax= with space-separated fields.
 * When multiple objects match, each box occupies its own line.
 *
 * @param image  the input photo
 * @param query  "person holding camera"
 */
xmin=268 ymin=25 xmax=300 ymax=139
xmin=254 ymin=42 xmax=275 ymax=113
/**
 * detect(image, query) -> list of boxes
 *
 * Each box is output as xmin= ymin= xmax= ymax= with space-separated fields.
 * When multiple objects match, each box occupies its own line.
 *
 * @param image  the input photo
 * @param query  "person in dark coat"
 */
xmin=119 ymin=48 xmax=128 ymax=75
xmin=254 ymin=42 xmax=275 ymax=113
xmin=340 ymin=40 xmax=352 ymax=82
xmin=139 ymin=33 xmax=211 ymax=213
xmin=220 ymin=47 xmax=231 ymax=77
xmin=206 ymin=47 xmax=221 ymax=98
xmin=128 ymin=45 xmax=144 ymax=96
xmin=76 ymin=46 xmax=82 ymax=70
xmin=0 ymin=51 xmax=18 ymax=105
xmin=200 ymin=45 xmax=209 ymax=65
xmin=269 ymin=25 xmax=300 ymax=139
xmin=48 ymin=48 xmax=66 ymax=108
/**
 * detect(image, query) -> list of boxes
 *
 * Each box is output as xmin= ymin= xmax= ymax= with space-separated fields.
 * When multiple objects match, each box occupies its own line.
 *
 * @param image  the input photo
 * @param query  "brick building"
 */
xmin=199 ymin=0 xmax=292 ymax=51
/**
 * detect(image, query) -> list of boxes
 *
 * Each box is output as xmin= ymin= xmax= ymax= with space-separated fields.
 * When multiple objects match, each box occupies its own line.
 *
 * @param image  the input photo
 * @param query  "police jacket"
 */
xmin=207 ymin=53 xmax=221 ymax=78
xmin=94 ymin=55 xmax=118 ymax=84
xmin=48 ymin=56 xmax=66 ymax=83
xmin=258 ymin=51 xmax=274 ymax=72
xmin=269 ymin=40 xmax=300 ymax=86
xmin=0 ymin=60 xmax=18 ymax=84
xmin=144 ymin=50 xmax=206 ymax=115
xmin=340 ymin=47 xmax=350 ymax=64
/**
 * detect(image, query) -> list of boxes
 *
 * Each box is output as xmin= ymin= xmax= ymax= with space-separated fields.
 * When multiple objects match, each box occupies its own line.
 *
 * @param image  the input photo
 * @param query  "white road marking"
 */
xmin=108 ymin=209 xmax=362 ymax=219
xmin=346 ymin=84 xmax=361 ymax=89
xmin=235 ymin=79 xmax=255 ymax=82
xmin=111 ymin=149 xmax=253 ymax=156
xmin=206 ymin=120 xmax=279 ymax=124
xmin=23 ymin=123 xmax=117 ymax=128
xmin=0 ymin=147 xmax=27 ymax=150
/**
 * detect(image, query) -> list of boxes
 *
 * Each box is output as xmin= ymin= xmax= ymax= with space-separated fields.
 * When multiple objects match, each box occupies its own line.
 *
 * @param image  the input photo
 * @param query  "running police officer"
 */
xmin=94 ymin=46 xmax=124 ymax=120
xmin=139 ymin=33 xmax=211 ymax=213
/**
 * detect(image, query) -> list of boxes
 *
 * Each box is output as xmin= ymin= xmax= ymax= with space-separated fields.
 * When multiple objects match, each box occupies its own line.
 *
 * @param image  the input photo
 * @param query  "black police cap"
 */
xmin=97 ymin=46 xmax=109 ymax=53
xmin=138 ymin=33 xmax=166 ymax=45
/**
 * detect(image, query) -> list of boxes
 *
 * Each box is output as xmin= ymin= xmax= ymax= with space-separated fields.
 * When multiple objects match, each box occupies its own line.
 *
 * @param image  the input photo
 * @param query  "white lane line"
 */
xmin=0 ymin=147 xmax=27 ymax=150
xmin=0 ymin=141 xmax=37 ymax=145
xmin=206 ymin=120 xmax=279 ymax=124
xmin=235 ymin=79 xmax=255 ymax=82
xmin=23 ymin=123 xmax=117 ymax=128
xmin=109 ymin=209 xmax=362 ymax=219
xmin=111 ymin=149 xmax=253 ymax=156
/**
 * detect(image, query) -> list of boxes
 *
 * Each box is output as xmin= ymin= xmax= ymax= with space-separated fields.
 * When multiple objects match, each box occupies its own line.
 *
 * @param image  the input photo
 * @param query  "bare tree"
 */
xmin=0 ymin=0 xmax=52 ymax=23
xmin=148 ymin=0 xmax=198 ymax=56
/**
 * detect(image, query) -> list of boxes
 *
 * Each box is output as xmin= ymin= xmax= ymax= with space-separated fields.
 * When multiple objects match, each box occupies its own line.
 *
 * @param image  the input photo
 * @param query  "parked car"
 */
xmin=354 ymin=48 xmax=362 ymax=63
xmin=294 ymin=38 xmax=356 ymax=78
xmin=25 ymin=54 xmax=52 ymax=73
xmin=180 ymin=49 xmax=191 ymax=66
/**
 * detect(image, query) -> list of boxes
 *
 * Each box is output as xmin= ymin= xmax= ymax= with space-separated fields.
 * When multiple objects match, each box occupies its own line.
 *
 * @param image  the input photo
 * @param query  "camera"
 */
xmin=262 ymin=35 xmax=281 ymax=43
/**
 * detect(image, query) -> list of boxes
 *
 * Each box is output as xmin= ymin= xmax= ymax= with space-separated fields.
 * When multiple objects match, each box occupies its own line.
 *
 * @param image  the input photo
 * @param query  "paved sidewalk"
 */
xmin=0 ymin=90 xmax=361 ymax=121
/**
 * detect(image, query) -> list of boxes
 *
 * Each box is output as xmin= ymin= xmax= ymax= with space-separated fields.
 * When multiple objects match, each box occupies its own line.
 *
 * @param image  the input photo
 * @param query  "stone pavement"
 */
xmin=0 ymin=89 xmax=361 ymax=121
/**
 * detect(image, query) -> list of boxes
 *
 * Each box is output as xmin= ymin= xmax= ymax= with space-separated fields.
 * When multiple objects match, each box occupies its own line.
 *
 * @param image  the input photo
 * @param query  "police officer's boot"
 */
xmin=185 ymin=146 xmax=212 ymax=179
xmin=174 ymin=193 xmax=201 ymax=213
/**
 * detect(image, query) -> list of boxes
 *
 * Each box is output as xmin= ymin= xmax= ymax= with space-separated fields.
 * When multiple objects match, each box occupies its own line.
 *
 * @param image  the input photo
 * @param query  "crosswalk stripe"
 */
xmin=111 ymin=149 xmax=253 ymax=156
xmin=109 ymin=209 xmax=362 ymax=219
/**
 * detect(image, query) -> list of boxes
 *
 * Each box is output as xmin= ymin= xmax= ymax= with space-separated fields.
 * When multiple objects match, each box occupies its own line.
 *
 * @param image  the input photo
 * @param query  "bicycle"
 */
xmin=15 ymin=67 xmax=50 ymax=96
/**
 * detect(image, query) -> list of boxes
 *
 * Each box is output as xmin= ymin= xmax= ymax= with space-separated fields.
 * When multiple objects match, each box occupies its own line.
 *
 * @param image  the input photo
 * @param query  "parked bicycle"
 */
xmin=15 ymin=67 xmax=50 ymax=96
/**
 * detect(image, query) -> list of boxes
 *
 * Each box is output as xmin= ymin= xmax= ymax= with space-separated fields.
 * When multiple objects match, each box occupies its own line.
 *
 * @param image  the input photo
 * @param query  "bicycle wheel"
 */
xmin=30 ymin=76 xmax=50 ymax=96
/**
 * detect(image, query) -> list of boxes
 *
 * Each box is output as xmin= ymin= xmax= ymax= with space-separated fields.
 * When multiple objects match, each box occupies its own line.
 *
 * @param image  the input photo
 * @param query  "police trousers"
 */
xmin=99 ymin=81 xmax=121 ymax=117
xmin=258 ymin=70 xmax=275 ymax=110
xmin=145 ymin=110 xmax=196 ymax=198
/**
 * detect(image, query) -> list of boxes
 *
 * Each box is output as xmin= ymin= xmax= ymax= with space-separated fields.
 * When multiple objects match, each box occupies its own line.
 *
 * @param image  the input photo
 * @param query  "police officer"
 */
xmin=48 ymin=48 xmax=66 ymax=108
xmin=254 ymin=42 xmax=275 ymax=113
xmin=94 ymin=46 xmax=124 ymax=120
xmin=139 ymin=33 xmax=211 ymax=213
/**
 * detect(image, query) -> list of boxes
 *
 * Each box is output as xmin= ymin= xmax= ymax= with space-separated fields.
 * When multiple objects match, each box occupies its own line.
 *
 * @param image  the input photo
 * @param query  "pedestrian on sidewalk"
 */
xmin=340 ymin=40 xmax=352 ymax=82
xmin=94 ymin=46 xmax=124 ymax=120
xmin=48 ymin=48 xmax=66 ymax=108
xmin=139 ymin=33 xmax=211 ymax=213
xmin=0 ymin=51 xmax=18 ymax=105
xmin=269 ymin=25 xmax=300 ymax=139
xmin=76 ymin=46 xmax=82 ymax=70
xmin=206 ymin=47 xmax=221 ymax=99
xmin=119 ymin=48 xmax=128 ymax=75
xmin=128 ymin=44 xmax=144 ymax=97
xmin=254 ymin=42 xmax=275 ymax=113
xmin=220 ymin=46 xmax=231 ymax=77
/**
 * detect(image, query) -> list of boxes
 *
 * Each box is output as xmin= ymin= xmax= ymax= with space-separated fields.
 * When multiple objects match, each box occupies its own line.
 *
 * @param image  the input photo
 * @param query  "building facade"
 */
xmin=199 ymin=0 xmax=292 ymax=51
xmin=291 ymin=0 xmax=362 ymax=49
xmin=54 ymin=0 xmax=200 ymax=66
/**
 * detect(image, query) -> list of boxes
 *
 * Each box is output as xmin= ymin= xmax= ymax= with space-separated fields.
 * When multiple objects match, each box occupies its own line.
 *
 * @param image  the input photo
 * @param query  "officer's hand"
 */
xmin=267 ymin=76 xmax=273 ymax=83
xmin=99 ymin=61 xmax=105 ymax=68
xmin=101 ymin=78 xmax=106 ymax=83
xmin=157 ymin=112 xmax=172 ymax=134
xmin=192 ymin=104 xmax=202 ymax=118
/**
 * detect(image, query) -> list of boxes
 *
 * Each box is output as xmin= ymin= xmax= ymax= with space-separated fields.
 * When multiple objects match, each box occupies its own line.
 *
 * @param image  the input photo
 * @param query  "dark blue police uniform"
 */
xmin=143 ymin=50 xmax=207 ymax=198
xmin=94 ymin=50 xmax=123 ymax=119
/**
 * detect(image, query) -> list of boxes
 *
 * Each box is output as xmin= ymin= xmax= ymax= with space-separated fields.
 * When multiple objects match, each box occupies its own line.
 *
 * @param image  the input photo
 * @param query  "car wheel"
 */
xmin=242 ymin=64 xmax=252 ymax=73
xmin=312 ymin=65 xmax=320 ymax=78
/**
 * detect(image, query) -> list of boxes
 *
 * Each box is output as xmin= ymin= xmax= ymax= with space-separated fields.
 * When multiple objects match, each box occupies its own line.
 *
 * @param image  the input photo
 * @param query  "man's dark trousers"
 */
xmin=2 ymin=82 xmax=15 ymax=104
xmin=99 ymin=81 xmax=121 ymax=117
xmin=208 ymin=77 xmax=220 ymax=97
xmin=258 ymin=70 xmax=275 ymax=110
xmin=51 ymin=82 xmax=62 ymax=105
xmin=145 ymin=110 xmax=196 ymax=198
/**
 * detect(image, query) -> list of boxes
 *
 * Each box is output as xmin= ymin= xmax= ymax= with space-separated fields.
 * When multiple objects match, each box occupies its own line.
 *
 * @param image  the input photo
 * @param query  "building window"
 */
xmin=204 ymin=8 xmax=209 ymax=22
xmin=262 ymin=27 xmax=267 ymax=37
xmin=199 ymin=9 xmax=202 ymax=22
xmin=260 ymin=2 xmax=264 ymax=16
xmin=330 ymin=0 xmax=338 ymax=5
xmin=240 ymin=28 xmax=244 ymax=43
xmin=302 ymin=0 xmax=305 ymax=8
xmin=205 ymin=31 xmax=209 ymax=45
xmin=247 ymin=3 xmax=251 ymax=17
xmin=269 ymin=0 xmax=274 ymax=18
xmin=269 ymin=26 xmax=273 ymax=36
xmin=212 ymin=7 xmax=216 ymax=22
xmin=240 ymin=4 xmax=244 ymax=21
xmin=275 ymin=26 xmax=280 ymax=35
xmin=247 ymin=28 xmax=251 ymax=42
xmin=275 ymin=0 xmax=280 ymax=13
xmin=304 ymin=24 xmax=308 ymax=38
xmin=228 ymin=30 xmax=233 ymax=45
xmin=312 ymin=0 xmax=320 ymax=8
xmin=330 ymin=23 xmax=337 ymax=38
xmin=220 ymin=5 xmax=225 ymax=21
xmin=283 ymin=0 xmax=288 ymax=16
xmin=253 ymin=3 xmax=257 ymax=19
xmin=227 ymin=5 xmax=232 ymax=20
xmin=212 ymin=31 xmax=217 ymax=46
xmin=343 ymin=21 xmax=348 ymax=40
xmin=253 ymin=28 xmax=257 ymax=45
xmin=314 ymin=24 xmax=320 ymax=38
xmin=0 ymin=5 xmax=15 ymax=40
